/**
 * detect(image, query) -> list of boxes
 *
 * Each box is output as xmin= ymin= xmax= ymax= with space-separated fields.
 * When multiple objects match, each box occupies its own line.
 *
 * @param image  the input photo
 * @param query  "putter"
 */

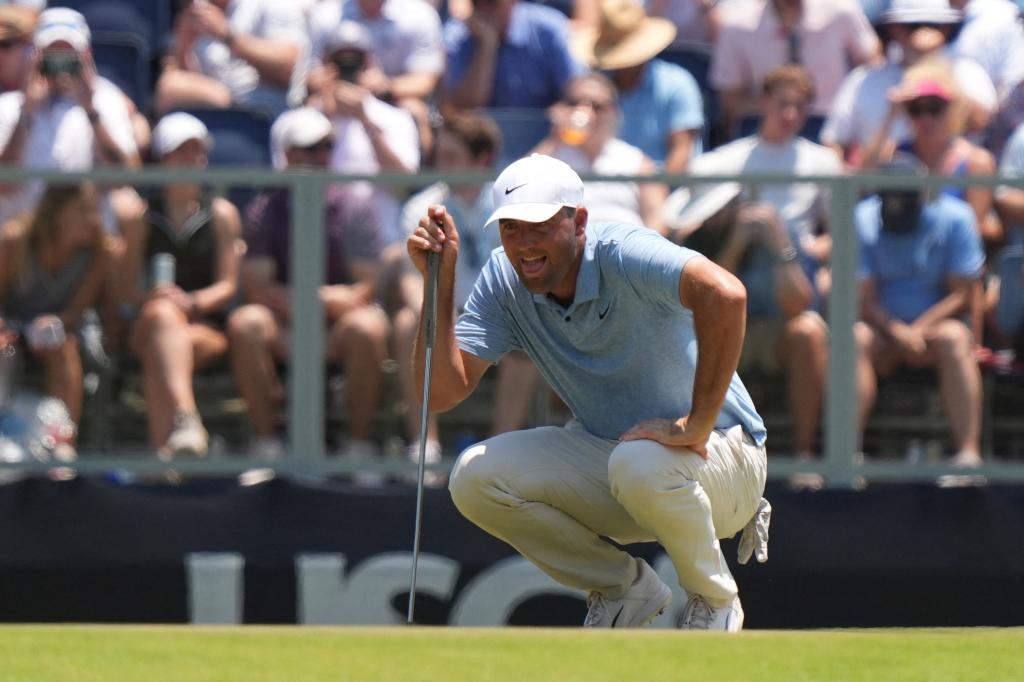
xmin=407 ymin=249 xmax=440 ymax=624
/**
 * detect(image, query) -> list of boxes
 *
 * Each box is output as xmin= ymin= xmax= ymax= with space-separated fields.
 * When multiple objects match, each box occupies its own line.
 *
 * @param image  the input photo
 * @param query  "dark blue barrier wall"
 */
xmin=0 ymin=477 xmax=1021 ymax=627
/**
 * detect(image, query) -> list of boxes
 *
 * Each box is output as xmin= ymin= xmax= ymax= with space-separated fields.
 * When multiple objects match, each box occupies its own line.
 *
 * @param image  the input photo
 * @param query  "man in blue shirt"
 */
xmin=854 ymin=156 xmax=986 ymax=466
xmin=407 ymin=154 xmax=770 ymax=631
xmin=442 ymin=0 xmax=582 ymax=110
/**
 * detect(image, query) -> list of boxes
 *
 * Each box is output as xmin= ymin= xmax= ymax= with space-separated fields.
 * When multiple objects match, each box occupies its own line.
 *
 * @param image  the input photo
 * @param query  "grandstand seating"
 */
xmin=92 ymin=33 xmax=152 ymax=113
xmin=50 ymin=0 xmax=171 ymax=54
xmin=484 ymin=107 xmax=552 ymax=166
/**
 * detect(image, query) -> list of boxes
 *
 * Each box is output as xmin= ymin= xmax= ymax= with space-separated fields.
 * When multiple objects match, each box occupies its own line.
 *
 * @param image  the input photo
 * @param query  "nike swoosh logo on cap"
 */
xmin=504 ymin=183 xmax=527 ymax=195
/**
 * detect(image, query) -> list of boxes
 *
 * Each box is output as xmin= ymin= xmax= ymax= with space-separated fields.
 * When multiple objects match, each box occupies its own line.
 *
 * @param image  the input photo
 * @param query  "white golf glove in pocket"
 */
xmin=737 ymin=497 xmax=771 ymax=565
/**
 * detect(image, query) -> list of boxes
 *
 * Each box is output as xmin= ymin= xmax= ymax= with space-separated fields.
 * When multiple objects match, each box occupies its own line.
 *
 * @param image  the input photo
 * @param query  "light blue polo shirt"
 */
xmin=617 ymin=59 xmax=705 ymax=166
xmin=856 ymin=194 xmax=985 ymax=323
xmin=455 ymin=221 xmax=767 ymax=444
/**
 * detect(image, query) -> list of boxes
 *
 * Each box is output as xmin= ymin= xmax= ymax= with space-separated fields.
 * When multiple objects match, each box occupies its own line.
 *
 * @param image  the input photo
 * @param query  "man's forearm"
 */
xmin=229 ymin=35 xmax=299 ymax=87
xmin=412 ymin=272 xmax=471 ymax=413
xmin=448 ymin=42 xmax=498 ymax=109
xmin=688 ymin=274 xmax=746 ymax=428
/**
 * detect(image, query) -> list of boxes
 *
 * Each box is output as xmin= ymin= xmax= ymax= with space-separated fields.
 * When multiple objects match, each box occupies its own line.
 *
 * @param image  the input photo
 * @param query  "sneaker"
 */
xmin=582 ymin=558 xmax=672 ymax=628
xmin=404 ymin=439 xmax=445 ymax=487
xmin=679 ymin=594 xmax=744 ymax=632
xmin=337 ymin=438 xmax=385 ymax=486
xmin=250 ymin=436 xmax=286 ymax=461
xmin=164 ymin=410 xmax=209 ymax=458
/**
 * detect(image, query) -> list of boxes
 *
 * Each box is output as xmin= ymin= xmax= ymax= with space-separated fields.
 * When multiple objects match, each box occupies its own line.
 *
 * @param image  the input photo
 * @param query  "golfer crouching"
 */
xmin=406 ymin=154 xmax=772 ymax=631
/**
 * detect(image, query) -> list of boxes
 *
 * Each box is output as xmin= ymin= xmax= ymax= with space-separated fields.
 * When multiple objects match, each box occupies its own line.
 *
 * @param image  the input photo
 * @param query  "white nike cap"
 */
xmin=484 ymin=154 xmax=584 ymax=228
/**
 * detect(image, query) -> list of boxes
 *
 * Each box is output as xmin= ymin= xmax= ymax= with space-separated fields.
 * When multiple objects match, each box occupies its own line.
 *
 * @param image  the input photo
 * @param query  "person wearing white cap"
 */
xmin=821 ymin=0 xmax=998 ymax=165
xmin=408 ymin=153 xmax=770 ymax=631
xmin=155 ymin=0 xmax=307 ymax=116
xmin=227 ymin=107 xmax=390 ymax=474
xmin=115 ymin=112 xmax=242 ymax=460
xmin=0 ymin=7 xmax=139 ymax=224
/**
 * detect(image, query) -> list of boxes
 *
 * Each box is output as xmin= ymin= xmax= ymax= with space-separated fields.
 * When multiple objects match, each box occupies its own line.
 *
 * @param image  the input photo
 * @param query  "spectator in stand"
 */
xmin=0 ymin=182 xmax=119 ymax=448
xmin=854 ymin=154 xmax=985 ymax=467
xmin=389 ymin=112 xmax=503 ymax=483
xmin=710 ymin=0 xmax=881 ymax=141
xmin=860 ymin=62 xmax=1003 ymax=255
xmin=822 ymin=0 xmax=997 ymax=167
xmin=571 ymin=0 xmax=703 ymax=173
xmin=0 ymin=8 xmax=139 ymax=226
xmin=533 ymin=72 xmax=667 ymax=232
xmin=669 ymin=65 xmax=839 ymax=487
xmin=948 ymin=0 xmax=1024 ymax=106
xmin=227 ymin=107 xmax=390 ymax=478
xmin=992 ymin=122 xmax=1024 ymax=356
xmin=442 ymin=0 xmax=584 ymax=110
xmin=115 ymin=113 xmax=242 ymax=459
xmin=307 ymin=0 xmax=445 ymax=152
xmin=0 ymin=5 xmax=34 ymax=94
xmin=644 ymin=0 xmax=720 ymax=46
xmin=155 ymin=0 xmax=307 ymax=116
xmin=307 ymin=20 xmax=419 ymax=244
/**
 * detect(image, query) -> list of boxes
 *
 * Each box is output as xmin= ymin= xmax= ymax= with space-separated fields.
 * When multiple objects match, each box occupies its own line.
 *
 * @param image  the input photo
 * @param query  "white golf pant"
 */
xmin=448 ymin=422 xmax=767 ymax=605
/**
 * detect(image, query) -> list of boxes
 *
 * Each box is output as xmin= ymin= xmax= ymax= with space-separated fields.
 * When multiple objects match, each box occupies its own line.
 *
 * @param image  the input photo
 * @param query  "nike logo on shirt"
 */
xmin=598 ymin=304 xmax=611 ymax=319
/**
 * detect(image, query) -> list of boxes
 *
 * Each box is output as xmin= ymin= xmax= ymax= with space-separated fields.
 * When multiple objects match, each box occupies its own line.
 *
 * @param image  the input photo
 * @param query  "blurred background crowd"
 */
xmin=0 ymin=0 xmax=1022 ymax=486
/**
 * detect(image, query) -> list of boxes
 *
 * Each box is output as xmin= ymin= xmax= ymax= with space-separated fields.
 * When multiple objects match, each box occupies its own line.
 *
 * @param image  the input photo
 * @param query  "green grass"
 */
xmin=1 ymin=626 xmax=1022 ymax=682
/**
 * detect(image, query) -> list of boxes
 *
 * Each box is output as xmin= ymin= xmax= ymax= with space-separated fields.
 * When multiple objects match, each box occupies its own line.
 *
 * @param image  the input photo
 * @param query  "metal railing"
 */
xmin=0 ymin=165 xmax=1021 ymax=486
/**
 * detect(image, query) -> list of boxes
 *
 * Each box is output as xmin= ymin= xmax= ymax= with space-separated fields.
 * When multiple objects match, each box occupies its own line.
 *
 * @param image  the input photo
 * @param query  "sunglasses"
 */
xmin=0 ymin=39 xmax=25 ymax=51
xmin=906 ymin=99 xmax=949 ymax=118
xmin=296 ymin=139 xmax=334 ymax=154
xmin=900 ymin=22 xmax=943 ymax=32
xmin=563 ymin=97 xmax=613 ymax=113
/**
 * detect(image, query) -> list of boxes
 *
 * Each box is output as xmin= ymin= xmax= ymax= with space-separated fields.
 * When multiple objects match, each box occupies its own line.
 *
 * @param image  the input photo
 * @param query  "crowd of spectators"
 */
xmin=0 ymin=0 xmax=1022 ymax=484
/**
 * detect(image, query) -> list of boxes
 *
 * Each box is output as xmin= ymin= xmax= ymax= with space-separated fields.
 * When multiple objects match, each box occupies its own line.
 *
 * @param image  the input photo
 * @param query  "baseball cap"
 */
xmin=0 ymin=5 xmax=34 ymax=42
xmin=484 ymin=154 xmax=584 ymax=228
xmin=152 ymin=112 xmax=213 ymax=157
xmin=908 ymin=78 xmax=953 ymax=101
xmin=325 ymin=20 xmax=371 ymax=54
xmin=269 ymin=106 xmax=334 ymax=169
xmin=880 ymin=0 xmax=962 ymax=25
xmin=33 ymin=7 xmax=90 ymax=51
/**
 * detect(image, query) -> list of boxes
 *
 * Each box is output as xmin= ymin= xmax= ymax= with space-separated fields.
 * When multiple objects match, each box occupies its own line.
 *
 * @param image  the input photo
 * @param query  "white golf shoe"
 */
xmin=679 ymin=594 xmax=744 ymax=632
xmin=582 ymin=558 xmax=672 ymax=628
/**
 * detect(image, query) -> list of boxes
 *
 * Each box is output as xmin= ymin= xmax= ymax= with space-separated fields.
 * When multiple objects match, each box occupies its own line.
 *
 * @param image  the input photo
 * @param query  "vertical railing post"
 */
xmin=824 ymin=178 xmax=860 ymax=486
xmin=288 ymin=174 xmax=326 ymax=472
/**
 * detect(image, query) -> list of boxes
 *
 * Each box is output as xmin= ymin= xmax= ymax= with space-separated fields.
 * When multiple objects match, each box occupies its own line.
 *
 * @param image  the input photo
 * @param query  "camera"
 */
xmin=331 ymin=50 xmax=365 ymax=83
xmin=40 ymin=51 xmax=81 ymax=77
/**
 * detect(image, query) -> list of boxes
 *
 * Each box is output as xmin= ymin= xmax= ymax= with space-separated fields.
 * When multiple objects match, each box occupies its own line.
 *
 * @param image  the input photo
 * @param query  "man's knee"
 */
xmin=448 ymin=441 xmax=497 ymax=517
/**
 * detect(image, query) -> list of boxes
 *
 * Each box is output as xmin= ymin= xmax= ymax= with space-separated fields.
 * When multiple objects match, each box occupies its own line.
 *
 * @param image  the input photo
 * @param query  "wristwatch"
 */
xmin=777 ymin=245 xmax=800 ymax=264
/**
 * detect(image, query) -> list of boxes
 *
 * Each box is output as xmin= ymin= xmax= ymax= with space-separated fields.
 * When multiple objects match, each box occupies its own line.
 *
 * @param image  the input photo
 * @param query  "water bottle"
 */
xmin=151 ymin=252 xmax=176 ymax=288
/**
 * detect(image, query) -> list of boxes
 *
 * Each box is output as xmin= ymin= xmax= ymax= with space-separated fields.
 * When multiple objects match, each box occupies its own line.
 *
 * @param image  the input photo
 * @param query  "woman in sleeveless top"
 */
xmin=532 ymin=72 xmax=668 ymax=233
xmin=0 ymin=182 xmax=119 ymax=442
xmin=862 ymin=59 xmax=1003 ymax=250
xmin=117 ymin=113 xmax=241 ymax=459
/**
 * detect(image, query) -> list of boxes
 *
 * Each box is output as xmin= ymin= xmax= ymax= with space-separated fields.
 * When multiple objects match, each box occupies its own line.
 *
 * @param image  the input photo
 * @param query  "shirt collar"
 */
xmin=531 ymin=228 xmax=600 ymax=310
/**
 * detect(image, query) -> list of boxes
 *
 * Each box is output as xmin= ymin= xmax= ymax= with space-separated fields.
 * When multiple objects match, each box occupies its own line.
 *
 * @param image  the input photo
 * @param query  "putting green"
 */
xmin=2 ymin=625 xmax=1021 ymax=681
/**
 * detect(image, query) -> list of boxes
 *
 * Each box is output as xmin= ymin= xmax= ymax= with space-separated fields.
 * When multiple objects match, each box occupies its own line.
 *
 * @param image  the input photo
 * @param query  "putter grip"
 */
xmin=424 ymin=250 xmax=440 ymax=347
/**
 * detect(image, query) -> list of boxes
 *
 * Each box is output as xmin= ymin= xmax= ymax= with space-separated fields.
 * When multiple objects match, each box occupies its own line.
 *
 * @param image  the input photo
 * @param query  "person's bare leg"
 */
xmin=41 ymin=335 xmax=83 ymax=433
xmin=491 ymin=351 xmax=540 ymax=435
xmin=927 ymin=319 xmax=982 ymax=459
xmin=394 ymin=304 xmax=439 ymax=444
xmin=154 ymin=70 xmax=232 ymax=116
xmin=131 ymin=298 xmax=199 ymax=446
xmin=782 ymin=313 xmax=827 ymax=457
xmin=330 ymin=305 xmax=390 ymax=441
xmin=854 ymin=322 xmax=880 ymax=449
xmin=226 ymin=304 xmax=282 ymax=439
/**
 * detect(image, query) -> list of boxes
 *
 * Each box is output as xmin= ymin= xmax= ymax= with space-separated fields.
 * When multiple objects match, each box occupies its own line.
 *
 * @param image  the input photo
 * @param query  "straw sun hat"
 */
xmin=571 ymin=0 xmax=677 ymax=71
